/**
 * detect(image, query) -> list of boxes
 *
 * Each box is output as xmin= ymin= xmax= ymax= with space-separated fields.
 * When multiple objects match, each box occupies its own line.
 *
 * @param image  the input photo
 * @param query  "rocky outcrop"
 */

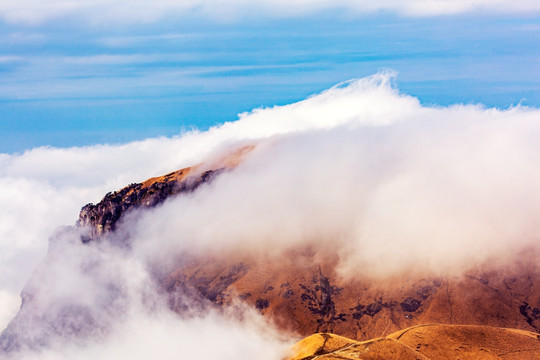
xmin=78 ymin=167 xmax=222 ymax=242
xmin=77 ymin=144 xmax=255 ymax=242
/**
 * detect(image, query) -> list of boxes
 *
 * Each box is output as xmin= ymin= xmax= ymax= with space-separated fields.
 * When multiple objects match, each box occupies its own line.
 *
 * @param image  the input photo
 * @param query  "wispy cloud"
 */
xmin=97 ymin=33 xmax=206 ymax=47
xmin=0 ymin=52 xmax=323 ymax=101
xmin=0 ymin=56 xmax=23 ymax=63
xmin=1 ymin=0 xmax=540 ymax=25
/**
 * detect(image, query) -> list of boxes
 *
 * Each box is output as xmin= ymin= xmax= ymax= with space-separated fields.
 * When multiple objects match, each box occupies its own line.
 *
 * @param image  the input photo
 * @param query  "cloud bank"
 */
xmin=131 ymin=75 xmax=540 ymax=278
xmin=2 ymin=226 xmax=291 ymax=359
xmin=1 ymin=0 xmax=540 ymax=25
xmin=2 ymin=72 xmax=540 ymax=358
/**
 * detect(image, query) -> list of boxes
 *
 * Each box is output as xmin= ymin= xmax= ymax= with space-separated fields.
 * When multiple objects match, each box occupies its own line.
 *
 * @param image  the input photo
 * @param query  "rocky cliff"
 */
xmin=77 ymin=166 xmax=221 ymax=242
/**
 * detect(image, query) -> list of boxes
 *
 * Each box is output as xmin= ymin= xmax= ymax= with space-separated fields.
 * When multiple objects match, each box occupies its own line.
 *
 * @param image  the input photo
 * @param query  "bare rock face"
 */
xmin=77 ymin=144 xmax=255 ymax=242
xmin=78 ymin=167 xmax=221 ymax=242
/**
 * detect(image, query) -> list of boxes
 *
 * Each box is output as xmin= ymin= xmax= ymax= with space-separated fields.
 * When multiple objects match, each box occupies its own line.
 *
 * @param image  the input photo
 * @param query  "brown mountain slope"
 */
xmin=163 ymin=247 xmax=540 ymax=340
xmin=289 ymin=325 xmax=540 ymax=360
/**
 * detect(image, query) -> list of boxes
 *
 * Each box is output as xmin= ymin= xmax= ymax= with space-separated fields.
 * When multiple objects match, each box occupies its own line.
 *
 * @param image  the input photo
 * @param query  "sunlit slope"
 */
xmin=163 ymin=249 xmax=540 ymax=340
xmin=289 ymin=325 xmax=540 ymax=360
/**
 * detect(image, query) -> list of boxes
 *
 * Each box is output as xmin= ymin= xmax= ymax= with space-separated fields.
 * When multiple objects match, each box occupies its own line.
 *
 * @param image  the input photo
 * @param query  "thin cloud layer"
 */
xmin=10 ymin=312 xmax=290 ymax=360
xmin=1 ymin=0 xmax=540 ymax=25
xmin=2 ymin=72 xmax=540 ymax=358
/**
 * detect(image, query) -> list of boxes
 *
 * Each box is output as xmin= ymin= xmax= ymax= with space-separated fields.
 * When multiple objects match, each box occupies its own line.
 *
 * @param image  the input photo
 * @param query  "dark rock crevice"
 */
xmin=519 ymin=302 xmax=540 ymax=331
xmin=299 ymin=268 xmax=345 ymax=332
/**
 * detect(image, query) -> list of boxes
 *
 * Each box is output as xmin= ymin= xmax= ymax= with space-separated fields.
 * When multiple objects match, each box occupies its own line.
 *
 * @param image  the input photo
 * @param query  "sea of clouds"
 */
xmin=2 ymin=72 xmax=540 ymax=358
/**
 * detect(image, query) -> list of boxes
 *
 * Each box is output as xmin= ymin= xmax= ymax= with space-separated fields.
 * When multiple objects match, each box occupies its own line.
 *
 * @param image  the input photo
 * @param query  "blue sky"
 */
xmin=1 ymin=2 xmax=540 ymax=153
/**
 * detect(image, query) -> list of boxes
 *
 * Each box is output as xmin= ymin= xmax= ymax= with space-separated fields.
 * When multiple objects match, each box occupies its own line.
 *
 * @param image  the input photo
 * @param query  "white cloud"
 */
xmin=131 ymin=102 xmax=540 ymax=278
xmin=2 ymin=225 xmax=292 ymax=359
xmin=0 ymin=0 xmax=540 ymax=25
xmin=3 ymin=72 xmax=540 ymax=358
xmin=9 ymin=309 xmax=291 ymax=360
xmin=0 ymin=291 xmax=19 ymax=334
xmin=0 ymin=136 xmax=235 ymax=330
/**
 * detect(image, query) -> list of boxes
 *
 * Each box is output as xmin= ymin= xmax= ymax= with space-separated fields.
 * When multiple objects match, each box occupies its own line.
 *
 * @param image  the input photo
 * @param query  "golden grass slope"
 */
xmin=289 ymin=324 xmax=540 ymax=360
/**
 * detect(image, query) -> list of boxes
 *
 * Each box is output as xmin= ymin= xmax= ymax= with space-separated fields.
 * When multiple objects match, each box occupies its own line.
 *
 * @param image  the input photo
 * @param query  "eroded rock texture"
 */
xmin=161 ymin=247 xmax=540 ymax=340
xmin=78 ymin=167 xmax=221 ymax=241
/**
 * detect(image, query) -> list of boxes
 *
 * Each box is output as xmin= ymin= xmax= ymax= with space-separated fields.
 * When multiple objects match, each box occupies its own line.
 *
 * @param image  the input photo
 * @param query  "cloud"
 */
xmin=9 ymin=316 xmax=288 ymax=360
xmin=117 ymin=72 xmax=540 ymax=279
xmin=3 ymin=72 xmax=540 ymax=358
xmin=2 ymin=226 xmax=292 ymax=359
xmin=132 ymin=103 xmax=540 ymax=278
xmin=1 ymin=0 xmax=540 ymax=25
xmin=8 ymin=308 xmax=291 ymax=360
xmin=0 ymin=57 xmax=313 ymax=101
